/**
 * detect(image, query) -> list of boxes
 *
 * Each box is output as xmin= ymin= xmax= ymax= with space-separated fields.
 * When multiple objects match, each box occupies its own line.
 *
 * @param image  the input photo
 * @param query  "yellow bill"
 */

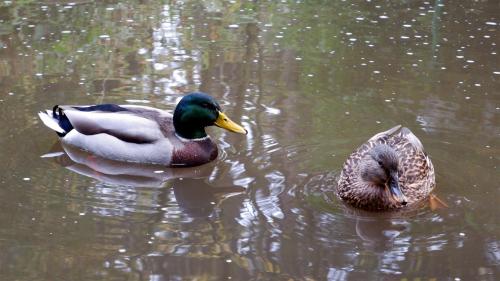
xmin=214 ymin=111 xmax=247 ymax=134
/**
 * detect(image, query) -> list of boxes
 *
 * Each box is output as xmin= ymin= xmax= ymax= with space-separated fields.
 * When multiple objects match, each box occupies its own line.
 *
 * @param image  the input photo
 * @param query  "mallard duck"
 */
xmin=38 ymin=92 xmax=247 ymax=166
xmin=337 ymin=125 xmax=435 ymax=211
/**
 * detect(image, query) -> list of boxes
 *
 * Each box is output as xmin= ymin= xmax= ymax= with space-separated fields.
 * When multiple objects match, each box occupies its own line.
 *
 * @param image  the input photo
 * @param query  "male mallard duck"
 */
xmin=337 ymin=125 xmax=435 ymax=211
xmin=38 ymin=92 xmax=247 ymax=166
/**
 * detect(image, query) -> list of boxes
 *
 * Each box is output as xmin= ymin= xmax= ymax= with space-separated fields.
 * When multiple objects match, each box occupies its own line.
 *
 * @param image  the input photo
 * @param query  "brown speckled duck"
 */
xmin=38 ymin=92 xmax=247 ymax=167
xmin=337 ymin=125 xmax=436 ymax=211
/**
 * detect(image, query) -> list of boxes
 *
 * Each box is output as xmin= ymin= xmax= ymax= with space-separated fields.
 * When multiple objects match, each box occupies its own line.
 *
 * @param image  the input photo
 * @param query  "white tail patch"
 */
xmin=38 ymin=111 xmax=66 ymax=134
xmin=40 ymin=151 xmax=65 ymax=158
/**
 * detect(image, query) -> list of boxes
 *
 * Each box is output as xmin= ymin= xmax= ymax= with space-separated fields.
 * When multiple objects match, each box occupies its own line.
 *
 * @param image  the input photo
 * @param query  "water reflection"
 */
xmin=45 ymin=142 xmax=215 ymax=188
xmin=44 ymin=142 xmax=245 ymax=218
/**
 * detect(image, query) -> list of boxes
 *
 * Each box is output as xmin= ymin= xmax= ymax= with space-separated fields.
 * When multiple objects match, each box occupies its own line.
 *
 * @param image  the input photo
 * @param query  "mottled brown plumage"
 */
xmin=337 ymin=125 xmax=435 ymax=211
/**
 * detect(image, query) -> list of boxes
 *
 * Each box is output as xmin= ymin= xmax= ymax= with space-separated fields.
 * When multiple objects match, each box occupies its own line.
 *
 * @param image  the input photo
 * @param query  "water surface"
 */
xmin=0 ymin=1 xmax=499 ymax=280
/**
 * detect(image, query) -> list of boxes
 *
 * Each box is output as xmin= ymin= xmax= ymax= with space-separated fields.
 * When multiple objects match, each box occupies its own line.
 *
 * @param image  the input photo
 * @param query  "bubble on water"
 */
xmin=61 ymin=30 xmax=71 ymax=34
xmin=118 ymin=248 xmax=126 ymax=253
xmin=493 ymin=71 xmax=500 ymax=75
xmin=379 ymin=15 xmax=389 ymax=19
xmin=23 ymin=177 xmax=30 ymax=181
xmin=401 ymin=36 xmax=410 ymax=39
xmin=403 ymin=24 xmax=412 ymax=28
xmin=99 ymin=34 xmax=110 ymax=39
xmin=485 ymin=21 xmax=497 ymax=26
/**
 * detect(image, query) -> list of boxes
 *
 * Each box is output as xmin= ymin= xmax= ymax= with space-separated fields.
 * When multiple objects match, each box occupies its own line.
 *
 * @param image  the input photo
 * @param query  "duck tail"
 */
xmin=368 ymin=125 xmax=402 ymax=142
xmin=38 ymin=105 xmax=73 ymax=137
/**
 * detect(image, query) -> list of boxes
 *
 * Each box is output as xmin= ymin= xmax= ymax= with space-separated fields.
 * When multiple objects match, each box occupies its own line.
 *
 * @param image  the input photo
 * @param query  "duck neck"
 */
xmin=352 ymin=182 xmax=396 ymax=211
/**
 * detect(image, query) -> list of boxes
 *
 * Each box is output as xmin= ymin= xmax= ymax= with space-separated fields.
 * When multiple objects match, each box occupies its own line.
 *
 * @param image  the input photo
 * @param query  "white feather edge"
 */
xmin=40 ymin=151 xmax=65 ymax=158
xmin=38 ymin=111 xmax=66 ymax=134
xmin=367 ymin=124 xmax=402 ymax=142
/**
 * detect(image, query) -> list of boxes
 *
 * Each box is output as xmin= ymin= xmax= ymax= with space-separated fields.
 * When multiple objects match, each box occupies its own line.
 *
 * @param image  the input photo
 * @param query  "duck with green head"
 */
xmin=38 ymin=92 xmax=247 ymax=166
xmin=337 ymin=125 xmax=436 ymax=211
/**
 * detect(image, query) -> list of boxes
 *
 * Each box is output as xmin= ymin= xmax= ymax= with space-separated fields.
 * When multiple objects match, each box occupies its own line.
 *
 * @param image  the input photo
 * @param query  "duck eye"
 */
xmin=377 ymin=160 xmax=383 ymax=166
xmin=201 ymin=103 xmax=209 ymax=108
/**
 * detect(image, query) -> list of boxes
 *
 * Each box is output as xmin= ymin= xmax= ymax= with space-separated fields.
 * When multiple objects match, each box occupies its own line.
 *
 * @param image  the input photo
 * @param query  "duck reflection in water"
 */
xmin=354 ymin=215 xmax=410 ymax=253
xmin=42 ymin=142 xmax=245 ymax=218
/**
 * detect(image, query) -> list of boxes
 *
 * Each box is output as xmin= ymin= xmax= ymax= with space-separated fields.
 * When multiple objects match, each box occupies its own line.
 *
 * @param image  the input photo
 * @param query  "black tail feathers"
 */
xmin=52 ymin=105 xmax=73 ymax=136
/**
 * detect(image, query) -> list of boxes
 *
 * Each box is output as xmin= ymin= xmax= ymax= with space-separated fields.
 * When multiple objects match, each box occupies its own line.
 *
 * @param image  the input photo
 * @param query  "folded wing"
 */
xmin=60 ymin=105 xmax=165 ymax=144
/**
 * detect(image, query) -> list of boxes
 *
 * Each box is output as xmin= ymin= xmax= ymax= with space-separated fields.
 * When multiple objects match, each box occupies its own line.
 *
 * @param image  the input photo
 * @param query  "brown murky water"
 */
xmin=0 ymin=1 xmax=499 ymax=280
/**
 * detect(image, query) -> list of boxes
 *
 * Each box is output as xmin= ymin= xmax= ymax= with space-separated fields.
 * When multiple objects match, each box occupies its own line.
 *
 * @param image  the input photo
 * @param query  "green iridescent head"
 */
xmin=173 ymin=92 xmax=247 ymax=139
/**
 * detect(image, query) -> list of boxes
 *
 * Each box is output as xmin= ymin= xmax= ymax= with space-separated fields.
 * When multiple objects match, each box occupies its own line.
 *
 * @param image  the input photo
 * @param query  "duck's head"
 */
xmin=173 ymin=92 xmax=247 ymax=139
xmin=360 ymin=144 xmax=407 ymax=206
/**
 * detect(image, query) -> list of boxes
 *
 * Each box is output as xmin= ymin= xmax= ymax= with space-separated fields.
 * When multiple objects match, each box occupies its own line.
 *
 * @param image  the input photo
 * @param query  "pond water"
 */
xmin=0 ymin=1 xmax=499 ymax=280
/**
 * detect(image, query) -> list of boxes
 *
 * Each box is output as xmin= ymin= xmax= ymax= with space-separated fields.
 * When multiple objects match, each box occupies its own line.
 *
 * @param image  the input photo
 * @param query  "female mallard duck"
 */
xmin=38 ymin=92 xmax=247 ymax=167
xmin=337 ymin=125 xmax=435 ymax=211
